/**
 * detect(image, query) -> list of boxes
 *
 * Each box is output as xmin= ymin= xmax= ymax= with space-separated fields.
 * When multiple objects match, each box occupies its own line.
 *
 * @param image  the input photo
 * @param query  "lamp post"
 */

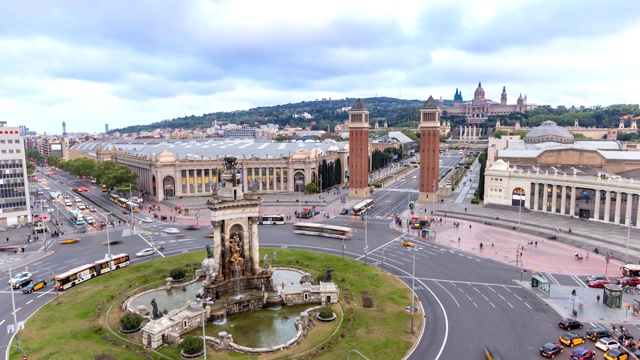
xmin=106 ymin=213 xmax=113 ymax=272
xmin=196 ymin=211 xmax=200 ymax=226
xmin=364 ymin=211 xmax=368 ymax=265
xmin=626 ymin=217 xmax=631 ymax=264
xmin=41 ymin=268 xmax=59 ymax=298
xmin=410 ymin=245 xmax=416 ymax=334
xmin=8 ymin=262 xmax=22 ymax=347
xmin=432 ymin=179 xmax=436 ymax=215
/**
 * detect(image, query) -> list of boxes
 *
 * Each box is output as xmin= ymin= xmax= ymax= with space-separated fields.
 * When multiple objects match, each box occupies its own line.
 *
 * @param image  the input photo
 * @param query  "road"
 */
xmin=2 ymin=153 xmax=587 ymax=359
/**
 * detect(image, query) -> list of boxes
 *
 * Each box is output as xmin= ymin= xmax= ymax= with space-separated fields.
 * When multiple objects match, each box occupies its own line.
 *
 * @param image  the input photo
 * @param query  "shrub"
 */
xmin=182 ymin=335 xmax=204 ymax=355
xmin=471 ymin=198 xmax=479 ymax=204
xmin=120 ymin=312 xmax=143 ymax=331
xmin=318 ymin=306 xmax=334 ymax=319
xmin=169 ymin=268 xmax=187 ymax=280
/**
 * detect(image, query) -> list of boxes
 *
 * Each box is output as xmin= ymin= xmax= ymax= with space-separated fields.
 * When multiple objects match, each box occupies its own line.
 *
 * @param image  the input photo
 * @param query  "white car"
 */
xmin=43 ymin=186 xmax=50 ymax=190
xmin=9 ymin=271 xmax=32 ymax=285
xmin=74 ymin=197 xmax=82 ymax=202
xmin=595 ymin=337 xmax=619 ymax=351
xmin=412 ymin=176 xmax=417 ymax=179
xmin=163 ymin=228 xmax=180 ymax=234
xmin=140 ymin=217 xmax=154 ymax=223
xmin=77 ymin=203 xmax=86 ymax=210
xmin=135 ymin=248 xmax=155 ymax=257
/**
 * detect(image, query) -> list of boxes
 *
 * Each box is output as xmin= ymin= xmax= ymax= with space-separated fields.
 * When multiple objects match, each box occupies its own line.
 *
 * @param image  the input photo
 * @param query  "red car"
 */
xmin=617 ymin=277 xmax=640 ymax=286
xmin=588 ymin=279 xmax=611 ymax=288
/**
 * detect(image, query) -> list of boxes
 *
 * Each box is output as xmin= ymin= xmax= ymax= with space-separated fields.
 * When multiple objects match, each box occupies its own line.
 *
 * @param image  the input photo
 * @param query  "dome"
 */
xmin=525 ymin=121 xmax=574 ymax=144
xmin=156 ymin=149 xmax=176 ymax=163
xmin=309 ymin=147 xmax=324 ymax=158
xmin=343 ymin=143 xmax=350 ymax=150
xmin=328 ymin=145 xmax=340 ymax=152
xmin=489 ymin=159 xmax=508 ymax=171
xmin=474 ymin=82 xmax=485 ymax=100
xmin=292 ymin=149 xmax=310 ymax=160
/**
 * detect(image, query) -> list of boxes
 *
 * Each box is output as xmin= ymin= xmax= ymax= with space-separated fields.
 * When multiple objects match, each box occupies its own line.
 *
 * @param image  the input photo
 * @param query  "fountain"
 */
xmin=136 ymin=157 xmax=340 ymax=353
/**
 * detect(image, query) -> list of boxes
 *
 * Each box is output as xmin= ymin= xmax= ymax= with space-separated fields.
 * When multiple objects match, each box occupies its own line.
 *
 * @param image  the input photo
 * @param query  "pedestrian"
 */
xmin=6 ymin=237 xmax=8 ymax=243
xmin=535 ymin=241 xmax=538 ymax=247
xmin=458 ymin=237 xmax=460 ymax=244
xmin=480 ymin=242 xmax=484 ymax=249
xmin=596 ymin=294 xmax=600 ymax=303
xmin=469 ymin=224 xmax=472 ymax=229
xmin=464 ymin=207 xmax=467 ymax=212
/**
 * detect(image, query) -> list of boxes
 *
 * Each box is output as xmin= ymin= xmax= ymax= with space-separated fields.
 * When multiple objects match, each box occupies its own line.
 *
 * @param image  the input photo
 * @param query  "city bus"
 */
xmin=109 ymin=193 xmax=119 ymax=203
xmin=54 ymin=253 xmax=131 ymax=290
xmin=292 ymin=222 xmax=353 ymax=240
xmin=48 ymin=191 xmax=59 ymax=200
xmin=125 ymin=201 xmax=140 ymax=212
xmin=259 ymin=214 xmax=285 ymax=225
xmin=621 ymin=264 xmax=640 ymax=278
xmin=352 ymin=199 xmax=374 ymax=216
xmin=117 ymin=197 xmax=129 ymax=206
xmin=68 ymin=209 xmax=85 ymax=225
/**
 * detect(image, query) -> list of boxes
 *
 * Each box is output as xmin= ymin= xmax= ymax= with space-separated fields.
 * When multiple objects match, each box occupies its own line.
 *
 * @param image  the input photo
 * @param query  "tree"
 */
xmin=305 ymin=182 xmax=318 ymax=193
xmin=492 ymin=130 xmax=508 ymax=138
xmin=477 ymin=149 xmax=488 ymax=200
xmin=181 ymin=335 xmax=204 ymax=355
xmin=47 ymin=155 xmax=60 ymax=168
xmin=26 ymin=162 xmax=35 ymax=175
xmin=102 ymin=165 xmax=138 ymax=190
xmin=25 ymin=150 xmax=44 ymax=163
xmin=120 ymin=313 xmax=143 ymax=331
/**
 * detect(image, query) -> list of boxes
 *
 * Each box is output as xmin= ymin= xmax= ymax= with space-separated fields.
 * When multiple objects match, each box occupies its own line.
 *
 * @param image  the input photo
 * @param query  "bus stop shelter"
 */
xmin=531 ymin=275 xmax=550 ymax=295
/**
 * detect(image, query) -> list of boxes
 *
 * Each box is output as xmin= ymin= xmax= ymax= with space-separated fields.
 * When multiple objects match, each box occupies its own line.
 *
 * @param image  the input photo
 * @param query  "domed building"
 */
xmin=441 ymin=82 xmax=529 ymax=125
xmin=525 ymin=121 xmax=574 ymax=144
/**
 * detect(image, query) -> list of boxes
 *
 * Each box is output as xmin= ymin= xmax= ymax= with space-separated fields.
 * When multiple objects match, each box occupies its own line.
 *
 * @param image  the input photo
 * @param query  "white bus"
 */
xmin=293 ymin=222 xmax=353 ymax=240
xmin=352 ymin=199 xmax=374 ymax=216
xmin=259 ymin=214 xmax=285 ymax=225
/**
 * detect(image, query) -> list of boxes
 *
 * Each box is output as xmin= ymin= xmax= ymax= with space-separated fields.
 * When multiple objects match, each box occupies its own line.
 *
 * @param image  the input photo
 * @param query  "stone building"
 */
xmin=442 ymin=82 xmax=528 ymax=125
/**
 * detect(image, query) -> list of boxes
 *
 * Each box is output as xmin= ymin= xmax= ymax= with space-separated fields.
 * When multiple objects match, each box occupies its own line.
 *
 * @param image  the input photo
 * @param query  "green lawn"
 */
xmin=10 ymin=248 xmax=421 ymax=360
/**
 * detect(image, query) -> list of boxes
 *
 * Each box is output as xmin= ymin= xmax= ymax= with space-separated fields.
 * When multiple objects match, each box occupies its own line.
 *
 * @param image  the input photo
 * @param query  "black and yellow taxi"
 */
xmin=23 ymin=279 xmax=47 ymax=294
xmin=604 ymin=348 xmax=629 ymax=360
xmin=559 ymin=332 xmax=586 ymax=347
xmin=401 ymin=240 xmax=415 ymax=247
xmin=586 ymin=327 xmax=613 ymax=341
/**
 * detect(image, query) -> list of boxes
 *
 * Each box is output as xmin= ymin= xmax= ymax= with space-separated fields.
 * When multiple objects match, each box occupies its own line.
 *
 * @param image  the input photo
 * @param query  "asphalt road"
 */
xmin=1 ymin=154 xmax=585 ymax=359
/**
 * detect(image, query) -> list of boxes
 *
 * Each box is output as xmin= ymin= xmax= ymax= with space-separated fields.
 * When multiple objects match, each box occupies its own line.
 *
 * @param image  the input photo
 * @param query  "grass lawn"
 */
xmin=10 ymin=248 xmax=422 ymax=360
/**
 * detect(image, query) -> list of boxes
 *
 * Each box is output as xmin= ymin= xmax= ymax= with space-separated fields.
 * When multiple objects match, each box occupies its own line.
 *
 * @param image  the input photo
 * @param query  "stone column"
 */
xmin=250 ymin=217 xmax=260 ymax=273
xmin=243 ymin=167 xmax=248 ymax=192
xmin=614 ymin=192 xmax=622 ymax=225
xmin=560 ymin=186 xmax=567 ymax=215
xmin=569 ymin=187 xmax=576 ymax=217
xmin=212 ymin=221 xmax=223 ymax=279
xmin=186 ymin=170 xmax=191 ymax=195
xmin=259 ymin=169 xmax=263 ymax=191
xmin=243 ymin=225 xmax=251 ymax=275
xmin=533 ymin=183 xmax=540 ymax=211
xmin=625 ymin=193 xmax=633 ymax=226
xmin=542 ymin=184 xmax=549 ymax=212
xmin=604 ymin=190 xmax=611 ymax=223
xmin=201 ymin=169 xmax=205 ymax=194
xmin=551 ymin=184 xmax=557 ymax=214
xmin=594 ymin=190 xmax=601 ymax=221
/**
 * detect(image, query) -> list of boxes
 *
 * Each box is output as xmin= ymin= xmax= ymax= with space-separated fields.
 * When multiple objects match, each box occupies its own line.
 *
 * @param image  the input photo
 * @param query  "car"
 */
xmin=140 ymin=217 xmax=154 ymax=223
xmin=596 ymin=337 xmax=619 ymax=351
xmin=42 ymin=186 xmax=50 ymax=190
xmin=559 ymin=318 xmax=583 ymax=330
xmin=63 ymin=195 xmax=70 ymax=200
xmin=13 ymin=277 xmax=32 ymax=289
xmin=604 ymin=348 xmax=629 ymax=360
xmin=163 ymin=228 xmax=180 ymax=234
xmin=0 ymin=245 xmax=19 ymax=252
xmin=80 ymin=186 xmax=88 ymax=191
xmin=560 ymin=332 xmax=586 ymax=347
xmin=412 ymin=175 xmax=417 ymax=179
xmin=89 ymin=206 xmax=97 ymax=212
xmin=586 ymin=327 xmax=614 ymax=341
xmin=58 ymin=238 xmax=80 ymax=244
xmin=340 ymin=208 xmax=349 ymax=215
xmin=102 ymin=240 xmax=122 ymax=246
xmin=9 ymin=271 xmax=32 ymax=285
xmin=570 ymin=347 xmax=595 ymax=360
xmin=64 ymin=200 xmax=73 ymax=206
xmin=540 ymin=342 xmax=564 ymax=358
xmin=84 ymin=215 xmax=95 ymax=224
xmin=402 ymin=175 xmax=406 ymax=180
xmin=401 ymin=240 xmax=415 ymax=247
xmin=77 ymin=203 xmax=86 ymax=210
xmin=206 ymin=233 xmax=215 ymax=238
xmin=186 ymin=225 xmax=201 ymax=230
xmin=617 ymin=277 xmax=640 ymax=286
xmin=588 ymin=279 xmax=611 ymax=288
xmin=22 ymin=279 xmax=47 ymax=294
xmin=43 ymin=203 xmax=49 ymax=208
xmin=74 ymin=197 xmax=82 ymax=202
xmin=136 ymin=248 xmax=156 ymax=257
xmin=586 ymin=275 xmax=608 ymax=283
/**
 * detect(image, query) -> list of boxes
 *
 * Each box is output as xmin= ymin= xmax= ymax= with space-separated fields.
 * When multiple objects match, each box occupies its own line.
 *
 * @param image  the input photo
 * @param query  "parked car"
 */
xmin=560 ymin=332 xmax=586 ymax=347
xmin=22 ymin=279 xmax=47 ymax=294
xmin=559 ymin=318 xmax=583 ymax=330
xmin=569 ymin=347 xmax=595 ymax=360
xmin=586 ymin=327 xmax=613 ymax=341
xmin=540 ymin=342 xmax=563 ymax=358
xmin=595 ymin=337 xmax=619 ymax=352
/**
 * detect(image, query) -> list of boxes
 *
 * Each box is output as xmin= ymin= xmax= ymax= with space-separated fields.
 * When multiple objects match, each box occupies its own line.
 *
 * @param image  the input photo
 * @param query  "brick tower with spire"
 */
xmin=348 ymin=98 xmax=370 ymax=198
xmin=418 ymin=96 xmax=441 ymax=203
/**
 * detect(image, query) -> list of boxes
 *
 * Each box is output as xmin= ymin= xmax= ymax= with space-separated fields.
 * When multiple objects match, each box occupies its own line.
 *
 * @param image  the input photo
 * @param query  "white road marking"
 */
xmin=26 ymin=300 xmax=33 ymax=305
xmin=524 ymin=302 xmax=532 ymax=309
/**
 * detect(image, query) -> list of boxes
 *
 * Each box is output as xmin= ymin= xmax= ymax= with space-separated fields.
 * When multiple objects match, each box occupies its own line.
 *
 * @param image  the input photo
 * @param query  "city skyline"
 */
xmin=2 ymin=1 xmax=640 ymax=134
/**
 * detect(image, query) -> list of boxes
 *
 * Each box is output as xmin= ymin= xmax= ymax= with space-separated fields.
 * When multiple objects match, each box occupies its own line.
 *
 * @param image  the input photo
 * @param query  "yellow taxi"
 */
xmin=604 ymin=348 xmax=629 ymax=360
xmin=206 ymin=233 xmax=215 ymax=238
xmin=23 ymin=279 xmax=47 ymax=294
xmin=401 ymin=240 xmax=415 ymax=247
xmin=559 ymin=332 xmax=585 ymax=347
xmin=58 ymin=238 xmax=81 ymax=244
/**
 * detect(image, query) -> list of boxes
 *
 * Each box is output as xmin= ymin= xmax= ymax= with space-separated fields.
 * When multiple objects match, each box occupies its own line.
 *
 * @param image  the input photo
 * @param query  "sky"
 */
xmin=2 ymin=0 xmax=640 ymax=135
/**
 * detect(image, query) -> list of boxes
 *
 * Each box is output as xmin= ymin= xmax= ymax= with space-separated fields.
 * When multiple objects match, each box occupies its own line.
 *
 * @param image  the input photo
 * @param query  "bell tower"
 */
xmin=418 ymin=96 xmax=441 ymax=203
xmin=348 ymin=99 xmax=370 ymax=198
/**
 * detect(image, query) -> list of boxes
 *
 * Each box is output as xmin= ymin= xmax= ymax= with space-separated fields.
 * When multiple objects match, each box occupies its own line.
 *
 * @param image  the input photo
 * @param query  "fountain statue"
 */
xmin=150 ymin=298 xmax=161 ymax=319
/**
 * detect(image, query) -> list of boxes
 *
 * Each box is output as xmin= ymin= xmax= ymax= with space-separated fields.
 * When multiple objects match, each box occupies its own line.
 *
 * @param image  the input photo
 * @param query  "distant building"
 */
xmin=0 ymin=121 xmax=31 ymax=227
xmin=223 ymin=128 xmax=257 ymax=139
xmin=442 ymin=82 xmax=529 ymax=125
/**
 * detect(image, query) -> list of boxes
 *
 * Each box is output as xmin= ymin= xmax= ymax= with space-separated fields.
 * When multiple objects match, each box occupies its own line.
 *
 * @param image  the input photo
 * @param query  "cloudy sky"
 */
xmin=2 ymin=0 xmax=640 ymax=135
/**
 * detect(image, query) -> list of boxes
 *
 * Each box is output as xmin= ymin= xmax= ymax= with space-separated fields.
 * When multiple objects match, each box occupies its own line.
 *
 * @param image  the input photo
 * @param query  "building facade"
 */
xmin=0 ymin=122 xmax=30 ymax=226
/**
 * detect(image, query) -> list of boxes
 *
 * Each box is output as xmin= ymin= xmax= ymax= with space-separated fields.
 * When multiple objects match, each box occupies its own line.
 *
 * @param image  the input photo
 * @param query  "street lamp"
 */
xmin=626 ymin=217 xmax=631 ymax=264
xmin=8 ymin=262 xmax=22 ymax=347
xmin=410 ymin=245 xmax=416 ymax=334
xmin=196 ymin=211 xmax=200 ymax=226
xmin=364 ymin=211 xmax=368 ymax=265
xmin=41 ymin=268 xmax=59 ymax=298
xmin=106 ymin=213 xmax=113 ymax=272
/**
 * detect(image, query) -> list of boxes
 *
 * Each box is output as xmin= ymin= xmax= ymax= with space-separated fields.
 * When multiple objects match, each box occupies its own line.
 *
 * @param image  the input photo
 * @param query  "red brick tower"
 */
xmin=348 ymin=98 xmax=370 ymax=198
xmin=418 ymin=95 xmax=441 ymax=203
